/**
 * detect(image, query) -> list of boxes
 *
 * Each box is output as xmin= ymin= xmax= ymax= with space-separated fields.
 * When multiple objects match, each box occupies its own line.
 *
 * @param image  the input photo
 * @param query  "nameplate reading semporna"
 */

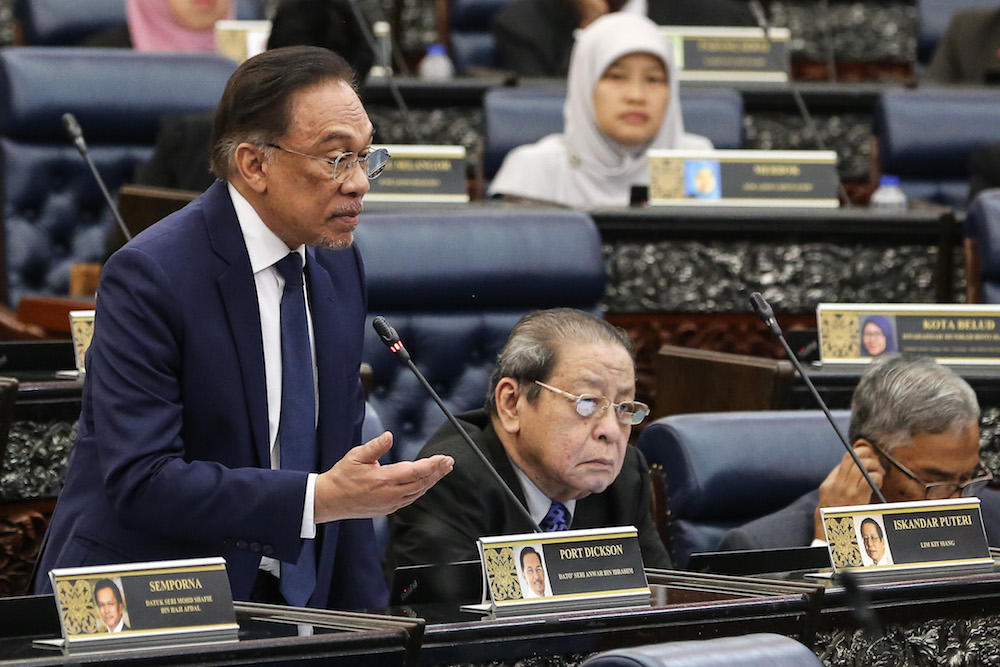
xmin=45 ymin=557 xmax=237 ymax=653
xmin=476 ymin=526 xmax=650 ymax=616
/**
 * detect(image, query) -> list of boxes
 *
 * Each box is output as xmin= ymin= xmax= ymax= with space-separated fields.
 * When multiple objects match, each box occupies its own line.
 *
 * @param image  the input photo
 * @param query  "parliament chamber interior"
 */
xmin=2 ymin=0 xmax=1000 ymax=664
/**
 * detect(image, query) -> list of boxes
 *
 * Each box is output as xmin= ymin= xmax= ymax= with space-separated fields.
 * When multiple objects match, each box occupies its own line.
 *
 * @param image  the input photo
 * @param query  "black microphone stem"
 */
xmin=62 ymin=113 xmax=132 ymax=244
xmin=750 ymin=293 xmax=886 ymax=503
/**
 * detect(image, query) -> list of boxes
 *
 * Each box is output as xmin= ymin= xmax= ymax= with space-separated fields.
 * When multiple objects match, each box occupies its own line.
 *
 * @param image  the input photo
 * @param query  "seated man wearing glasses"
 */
xmin=386 ymin=308 xmax=672 ymax=572
xmin=720 ymin=355 xmax=998 ymax=552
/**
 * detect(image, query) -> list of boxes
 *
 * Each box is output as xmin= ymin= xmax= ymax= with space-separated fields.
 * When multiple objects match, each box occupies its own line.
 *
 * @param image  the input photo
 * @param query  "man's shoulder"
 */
xmin=718 ymin=490 xmax=819 ymax=551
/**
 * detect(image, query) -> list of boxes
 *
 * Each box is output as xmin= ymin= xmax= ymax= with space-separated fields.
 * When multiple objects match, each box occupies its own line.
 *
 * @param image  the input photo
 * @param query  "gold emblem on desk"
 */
xmin=649 ymin=158 xmax=684 ymax=199
xmin=818 ymin=311 xmax=861 ymax=359
xmin=69 ymin=310 xmax=96 ymax=374
xmin=56 ymin=579 xmax=101 ymax=636
xmin=825 ymin=517 xmax=863 ymax=569
xmin=484 ymin=546 xmax=523 ymax=601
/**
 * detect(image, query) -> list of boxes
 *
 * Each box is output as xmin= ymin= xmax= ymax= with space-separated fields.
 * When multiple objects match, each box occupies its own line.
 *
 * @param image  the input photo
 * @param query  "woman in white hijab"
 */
xmin=488 ymin=12 xmax=712 ymax=207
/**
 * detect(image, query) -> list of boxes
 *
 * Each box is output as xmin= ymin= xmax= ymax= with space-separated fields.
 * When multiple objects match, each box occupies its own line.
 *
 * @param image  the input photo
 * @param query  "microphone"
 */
xmin=745 ymin=3 xmax=851 ymax=206
xmin=62 ymin=112 xmax=133 ymax=244
xmin=749 ymin=292 xmax=886 ymax=503
xmin=372 ymin=316 xmax=541 ymax=533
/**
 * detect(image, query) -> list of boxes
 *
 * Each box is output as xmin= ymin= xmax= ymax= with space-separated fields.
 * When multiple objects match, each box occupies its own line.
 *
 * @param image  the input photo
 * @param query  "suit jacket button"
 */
xmin=250 ymin=542 xmax=262 ymax=553
xmin=262 ymin=544 xmax=275 ymax=556
xmin=223 ymin=538 xmax=235 ymax=548
xmin=236 ymin=540 xmax=249 ymax=550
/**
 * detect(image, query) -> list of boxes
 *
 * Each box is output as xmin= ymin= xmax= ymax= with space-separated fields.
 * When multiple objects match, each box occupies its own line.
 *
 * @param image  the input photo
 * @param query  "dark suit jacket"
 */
xmin=719 ymin=488 xmax=1000 ymax=551
xmin=926 ymin=8 xmax=1000 ymax=84
xmin=385 ymin=409 xmax=671 ymax=574
xmin=493 ymin=0 xmax=755 ymax=78
xmin=35 ymin=181 xmax=387 ymax=610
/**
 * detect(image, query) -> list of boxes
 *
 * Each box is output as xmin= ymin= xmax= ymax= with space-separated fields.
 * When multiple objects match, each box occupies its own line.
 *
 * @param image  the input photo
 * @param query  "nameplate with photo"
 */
xmin=39 ymin=558 xmax=238 ymax=654
xmin=820 ymin=499 xmax=992 ymax=576
xmin=365 ymin=145 xmax=469 ymax=202
xmin=818 ymin=303 xmax=1000 ymax=364
xmin=469 ymin=527 xmax=649 ymax=617
xmin=662 ymin=26 xmax=790 ymax=82
xmin=648 ymin=149 xmax=838 ymax=207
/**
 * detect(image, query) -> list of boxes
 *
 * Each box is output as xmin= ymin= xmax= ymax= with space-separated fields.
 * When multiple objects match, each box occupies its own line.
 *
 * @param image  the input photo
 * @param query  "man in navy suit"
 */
xmin=34 ymin=46 xmax=453 ymax=610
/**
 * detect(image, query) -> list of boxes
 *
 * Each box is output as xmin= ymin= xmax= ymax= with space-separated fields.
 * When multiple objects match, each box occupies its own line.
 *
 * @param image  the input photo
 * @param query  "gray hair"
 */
xmin=485 ymin=309 xmax=633 ymax=415
xmin=849 ymin=355 xmax=979 ymax=451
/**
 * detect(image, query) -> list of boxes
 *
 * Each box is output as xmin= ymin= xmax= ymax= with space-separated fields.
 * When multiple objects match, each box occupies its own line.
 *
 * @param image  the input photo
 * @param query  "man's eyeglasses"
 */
xmin=265 ymin=143 xmax=390 ymax=183
xmin=534 ymin=380 xmax=649 ymax=426
xmin=872 ymin=442 xmax=993 ymax=500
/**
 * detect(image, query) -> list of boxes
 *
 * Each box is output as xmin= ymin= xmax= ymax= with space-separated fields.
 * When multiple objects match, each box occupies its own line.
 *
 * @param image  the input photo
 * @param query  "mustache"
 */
xmin=330 ymin=203 xmax=363 ymax=217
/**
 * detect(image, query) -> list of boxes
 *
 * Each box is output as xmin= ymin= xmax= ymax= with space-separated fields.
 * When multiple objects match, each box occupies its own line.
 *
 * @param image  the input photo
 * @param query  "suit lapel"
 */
xmin=203 ymin=182 xmax=270 ymax=468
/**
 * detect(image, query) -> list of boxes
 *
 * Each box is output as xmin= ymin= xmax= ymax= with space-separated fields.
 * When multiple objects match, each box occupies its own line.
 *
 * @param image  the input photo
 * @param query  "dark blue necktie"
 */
xmin=274 ymin=252 xmax=316 ymax=607
xmin=540 ymin=501 xmax=571 ymax=532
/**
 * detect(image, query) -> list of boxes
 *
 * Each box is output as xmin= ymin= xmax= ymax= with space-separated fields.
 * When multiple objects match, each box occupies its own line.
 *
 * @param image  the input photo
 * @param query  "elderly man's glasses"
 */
xmin=265 ymin=144 xmax=390 ymax=183
xmin=534 ymin=381 xmax=649 ymax=426
xmin=872 ymin=443 xmax=993 ymax=500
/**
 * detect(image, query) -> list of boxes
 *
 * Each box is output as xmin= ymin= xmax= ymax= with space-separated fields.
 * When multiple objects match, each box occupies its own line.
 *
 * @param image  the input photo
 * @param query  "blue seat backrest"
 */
xmin=873 ymin=88 xmax=1000 ymax=212
xmin=581 ymin=633 xmax=822 ymax=667
xmin=482 ymin=85 xmax=744 ymax=180
xmin=0 ymin=47 xmax=236 ymax=305
xmin=15 ymin=0 xmax=126 ymax=45
xmin=966 ymin=188 xmax=1000 ymax=303
xmin=917 ymin=0 xmax=998 ymax=65
xmin=637 ymin=410 xmax=849 ymax=569
xmin=355 ymin=208 xmax=605 ymax=460
xmin=448 ymin=0 xmax=512 ymax=73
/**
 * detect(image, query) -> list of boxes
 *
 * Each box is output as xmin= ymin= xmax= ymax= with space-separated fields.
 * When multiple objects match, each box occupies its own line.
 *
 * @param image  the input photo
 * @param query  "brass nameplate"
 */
xmin=474 ymin=526 xmax=649 ymax=617
xmin=649 ymin=149 xmax=838 ymax=207
xmin=662 ymin=26 xmax=790 ymax=82
xmin=365 ymin=144 xmax=469 ymax=202
xmin=44 ymin=558 xmax=238 ymax=653
xmin=821 ymin=499 xmax=991 ymax=575
xmin=818 ymin=303 xmax=1000 ymax=364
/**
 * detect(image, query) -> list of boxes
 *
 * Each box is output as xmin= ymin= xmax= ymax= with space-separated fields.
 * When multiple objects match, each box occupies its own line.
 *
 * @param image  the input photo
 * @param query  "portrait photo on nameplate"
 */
xmin=42 ymin=557 xmax=238 ymax=653
xmin=818 ymin=303 xmax=1000 ymax=364
xmin=820 ymin=498 xmax=992 ymax=576
xmin=472 ymin=526 xmax=649 ymax=617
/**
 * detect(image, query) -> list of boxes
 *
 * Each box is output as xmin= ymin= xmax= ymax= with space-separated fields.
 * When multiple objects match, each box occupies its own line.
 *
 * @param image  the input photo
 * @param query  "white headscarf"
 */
xmin=489 ymin=12 xmax=711 ymax=207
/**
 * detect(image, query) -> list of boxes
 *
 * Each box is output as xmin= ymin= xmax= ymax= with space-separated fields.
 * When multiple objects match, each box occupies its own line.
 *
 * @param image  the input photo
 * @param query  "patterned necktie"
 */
xmin=540 ymin=501 xmax=571 ymax=532
xmin=274 ymin=252 xmax=316 ymax=607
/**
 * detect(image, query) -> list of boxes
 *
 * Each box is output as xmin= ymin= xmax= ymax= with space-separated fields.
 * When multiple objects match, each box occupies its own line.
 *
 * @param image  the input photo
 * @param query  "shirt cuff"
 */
xmin=301 ymin=473 xmax=318 ymax=539
xmin=810 ymin=537 xmax=827 ymax=548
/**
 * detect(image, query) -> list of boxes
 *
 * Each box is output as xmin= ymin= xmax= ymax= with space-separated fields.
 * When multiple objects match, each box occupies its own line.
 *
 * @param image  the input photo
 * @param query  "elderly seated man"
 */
xmin=720 ymin=355 xmax=999 ymax=551
xmin=385 ymin=308 xmax=672 ymax=572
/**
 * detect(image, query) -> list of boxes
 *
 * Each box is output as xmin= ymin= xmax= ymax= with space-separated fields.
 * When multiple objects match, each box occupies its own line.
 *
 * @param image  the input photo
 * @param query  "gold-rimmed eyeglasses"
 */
xmin=265 ymin=143 xmax=390 ymax=183
xmin=871 ymin=442 xmax=993 ymax=500
xmin=534 ymin=380 xmax=649 ymax=426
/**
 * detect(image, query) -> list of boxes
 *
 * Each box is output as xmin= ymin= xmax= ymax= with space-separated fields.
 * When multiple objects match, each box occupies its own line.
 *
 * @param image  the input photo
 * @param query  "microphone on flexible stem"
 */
xmin=62 ymin=112 xmax=132 ymax=244
xmin=746 ymin=1 xmax=851 ymax=207
xmin=372 ymin=316 xmax=542 ymax=533
xmin=749 ymin=292 xmax=886 ymax=503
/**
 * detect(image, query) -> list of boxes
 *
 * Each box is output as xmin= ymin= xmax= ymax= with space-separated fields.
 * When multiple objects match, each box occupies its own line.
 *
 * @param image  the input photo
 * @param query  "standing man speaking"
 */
xmin=34 ymin=47 xmax=453 ymax=610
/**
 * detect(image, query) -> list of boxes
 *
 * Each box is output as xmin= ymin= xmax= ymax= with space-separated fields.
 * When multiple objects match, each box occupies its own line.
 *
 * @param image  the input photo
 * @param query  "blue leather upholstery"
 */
xmin=0 ymin=48 xmax=236 ymax=305
xmin=482 ymin=85 xmax=744 ymax=179
xmin=873 ymin=88 xmax=1000 ymax=212
xmin=581 ymin=633 xmax=821 ymax=667
xmin=636 ymin=410 xmax=849 ymax=569
xmin=449 ymin=0 xmax=512 ymax=73
xmin=965 ymin=188 xmax=1000 ymax=303
xmin=917 ymin=0 xmax=998 ymax=65
xmin=15 ymin=0 xmax=126 ymax=45
xmin=355 ymin=208 xmax=605 ymax=461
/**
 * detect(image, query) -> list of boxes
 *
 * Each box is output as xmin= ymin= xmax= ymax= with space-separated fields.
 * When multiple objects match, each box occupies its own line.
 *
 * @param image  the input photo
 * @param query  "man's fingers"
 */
xmin=352 ymin=431 xmax=393 ymax=463
xmin=385 ymin=455 xmax=454 ymax=487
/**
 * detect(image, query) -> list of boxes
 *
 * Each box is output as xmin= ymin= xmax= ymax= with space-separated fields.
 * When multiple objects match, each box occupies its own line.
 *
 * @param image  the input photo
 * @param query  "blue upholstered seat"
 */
xmin=0 ymin=47 xmax=236 ymax=305
xmin=873 ymin=88 xmax=1000 ymax=212
xmin=483 ymin=85 xmax=744 ymax=180
xmin=355 ymin=208 xmax=605 ymax=462
xmin=636 ymin=410 xmax=849 ymax=569
xmin=966 ymin=188 xmax=1000 ymax=303
xmin=448 ymin=0 xmax=512 ymax=73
